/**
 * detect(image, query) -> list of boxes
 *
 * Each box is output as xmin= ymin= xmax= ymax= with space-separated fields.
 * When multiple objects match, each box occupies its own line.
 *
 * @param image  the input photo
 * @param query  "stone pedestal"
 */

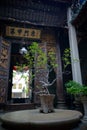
xmin=0 ymin=109 xmax=82 ymax=130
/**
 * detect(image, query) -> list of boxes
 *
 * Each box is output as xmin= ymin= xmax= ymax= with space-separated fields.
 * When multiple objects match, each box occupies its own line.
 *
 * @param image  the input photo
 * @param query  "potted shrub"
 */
xmin=65 ymin=80 xmax=87 ymax=121
xmin=18 ymin=42 xmax=70 ymax=113
xmin=65 ymin=80 xmax=82 ymax=97
xmin=65 ymin=80 xmax=87 ymax=98
xmin=19 ymin=42 xmax=58 ymax=113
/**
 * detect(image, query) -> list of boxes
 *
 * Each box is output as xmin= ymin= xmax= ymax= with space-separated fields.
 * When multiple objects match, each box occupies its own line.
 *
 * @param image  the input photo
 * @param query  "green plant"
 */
xmin=62 ymin=48 xmax=71 ymax=70
xmin=22 ymin=42 xmax=58 ymax=94
xmin=18 ymin=42 xmax=71 ymax=95
xmin=65 ymin=80 xmax=87 ymax=96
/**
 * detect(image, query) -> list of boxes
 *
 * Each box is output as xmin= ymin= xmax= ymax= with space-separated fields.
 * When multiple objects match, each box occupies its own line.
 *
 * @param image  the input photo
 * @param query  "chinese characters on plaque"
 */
xmin=6 ymin=26 xmax=41 ymax=39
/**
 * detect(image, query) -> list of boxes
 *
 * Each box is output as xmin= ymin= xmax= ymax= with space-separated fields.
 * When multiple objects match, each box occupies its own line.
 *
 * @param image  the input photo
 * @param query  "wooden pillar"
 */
xmin=0 ymin=37 xmax=11 ymax=105
xmin=67 ymin=8 xmax=82 ymax=84
xmin=56 ymin=42 xmax=66 ymax=109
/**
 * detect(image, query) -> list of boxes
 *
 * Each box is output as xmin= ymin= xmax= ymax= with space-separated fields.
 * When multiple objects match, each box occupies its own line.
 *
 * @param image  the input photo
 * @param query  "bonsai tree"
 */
xmin=18 ymin=42 xmax=71 ymax=113
xmin=17 ymin=42 xmax=71 ymax=95
xmin=22 ymin=42 xmax=58 ymax=95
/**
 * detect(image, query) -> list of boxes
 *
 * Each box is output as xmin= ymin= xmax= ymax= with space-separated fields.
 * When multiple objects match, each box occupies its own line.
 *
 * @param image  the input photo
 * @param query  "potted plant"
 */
xmin=65 ymin=80 xmax=87 ymax=121
xmin=18 ymin=42 xmax=58 ymax=113
xmin=65 ymin=80 xmax=87 ymax=98
xmin=65 ymin=80 xmax=82 ymax=96
xmin=18 ymin=42 xmax=70 ymax=113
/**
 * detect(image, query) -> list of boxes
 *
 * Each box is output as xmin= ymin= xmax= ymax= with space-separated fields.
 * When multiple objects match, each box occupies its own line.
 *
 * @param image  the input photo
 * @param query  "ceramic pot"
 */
xmin=81 ymin=96 xmax=87 ymax=121
xmin=39 ymin=94 xmax=55 ymax=113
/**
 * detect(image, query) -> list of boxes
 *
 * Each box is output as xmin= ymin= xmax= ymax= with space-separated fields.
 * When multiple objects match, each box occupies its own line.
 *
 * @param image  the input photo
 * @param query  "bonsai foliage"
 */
xmin=23 ymin=42 xmax=58 ymax=94
xmin=18 ymin=42 xmax=71 ymax=95
xmin=23 ymin=42 xmax=47 ymax=68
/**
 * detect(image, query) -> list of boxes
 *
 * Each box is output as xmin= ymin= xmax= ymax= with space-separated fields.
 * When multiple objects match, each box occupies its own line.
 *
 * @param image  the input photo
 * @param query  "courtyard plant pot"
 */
xmin=80 ymin=96 xmax=87 ymax=121
xmin=39 ymin=94 xmax=55 ymax=113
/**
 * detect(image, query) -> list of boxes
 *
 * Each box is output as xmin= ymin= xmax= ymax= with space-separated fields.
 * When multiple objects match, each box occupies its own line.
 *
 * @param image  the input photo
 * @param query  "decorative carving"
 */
xmin=0 ymin=78 xmax=7 ymax=103
xmin=0 ymin=38 xmax=11 ymax=104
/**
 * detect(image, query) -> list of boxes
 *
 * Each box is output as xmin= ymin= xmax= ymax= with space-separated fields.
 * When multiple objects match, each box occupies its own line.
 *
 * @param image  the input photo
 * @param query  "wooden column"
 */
xmin=0 ymin=37 xmax=11 ymax=105
xmin=56 ymin=42 xmax=66 ymax=109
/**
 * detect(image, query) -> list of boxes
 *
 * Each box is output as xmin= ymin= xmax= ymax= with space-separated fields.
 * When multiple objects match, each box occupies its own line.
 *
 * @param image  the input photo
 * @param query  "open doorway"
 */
xmin=10 ymin=42 xmax=32 ymax=103
xmin=12 ymin=66 xmax=31 ymax=99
